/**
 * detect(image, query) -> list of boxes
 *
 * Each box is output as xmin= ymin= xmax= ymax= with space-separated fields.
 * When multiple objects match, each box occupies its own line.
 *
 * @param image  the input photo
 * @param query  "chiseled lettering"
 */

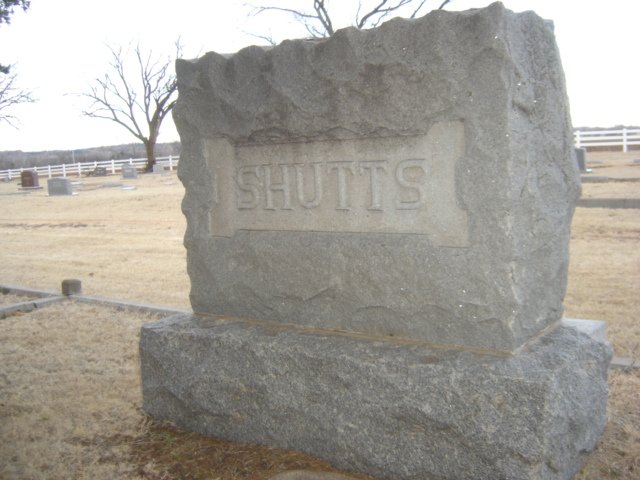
xmin=294 ymin=163 xmax=323 ymax=209
xmin=236 ymin=165 xmax=261 ymax=209
xmin=359 ymin=160 xmax=388 ymax=211
xmin=395 ymin=159 xmax=427 ymax=210
xmin=213 ymin=125 xmax=468 ymax=245
xmin=327 ymin=161 xmax=356 ymax=211
xmin=264 ymin=164 xmax=292 ymax=210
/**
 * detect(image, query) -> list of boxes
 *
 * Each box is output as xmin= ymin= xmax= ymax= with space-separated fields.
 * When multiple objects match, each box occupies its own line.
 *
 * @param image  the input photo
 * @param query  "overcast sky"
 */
xmin=0 ymin=0 xmax=638 ymax=153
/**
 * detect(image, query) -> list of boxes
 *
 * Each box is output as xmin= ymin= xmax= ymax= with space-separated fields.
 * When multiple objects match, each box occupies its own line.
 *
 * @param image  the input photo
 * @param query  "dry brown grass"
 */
xmin=565 ymin=207 xmax=640 ymax=359
xmin=0 ymin=299 xmax=374 ymax=480
xmin=0 ymin=174 xmax=189 ymax=308
xmin=0 ymin=301 xmax=153 ymax=479
xmin=0 ymin=166 xmax=639 ymax=479
xmin=576 ymin=370 xmax=640 ymax=480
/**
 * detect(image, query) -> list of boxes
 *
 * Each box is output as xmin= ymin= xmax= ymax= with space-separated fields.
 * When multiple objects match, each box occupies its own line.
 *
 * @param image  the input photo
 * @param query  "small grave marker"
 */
xmin=47 ymin=177 xmax=73 ymax=196
xmin=20 ymin=171 xmax=39 ymax=188
xmin=61 ymin=279 xmax=82 ymax=296
xmin=575 ymin=147 xmax=588 ymax=172
xmin=121 ymin=165 xmax=138 ymax=179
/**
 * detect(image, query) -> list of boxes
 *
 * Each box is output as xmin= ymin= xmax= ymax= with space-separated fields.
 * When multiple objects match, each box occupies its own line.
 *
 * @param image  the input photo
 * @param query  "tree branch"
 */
xmin=0 ymin=67 xmax=35 ymax=128
xmin=249 ymin=0 xmax=452 ymax=38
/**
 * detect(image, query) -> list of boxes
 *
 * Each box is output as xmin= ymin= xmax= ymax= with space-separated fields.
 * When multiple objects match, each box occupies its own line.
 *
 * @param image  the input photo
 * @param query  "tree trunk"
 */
xmin=144 ymin=140 xmax=156 ymax=172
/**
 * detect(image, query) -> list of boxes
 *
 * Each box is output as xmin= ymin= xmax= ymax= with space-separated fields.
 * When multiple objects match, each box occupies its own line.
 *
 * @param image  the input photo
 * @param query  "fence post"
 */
xmin=48 ymin=165 xmax=52 ymax=178
xmin=62 ymin=164 xmax=66 ymax=177
xmin=77 ymin=163 xmax=82 ymax=177
xmin=111 ymin=159 xmax=116 ymax=174
xmin=574 ymin=130 xmax=582 ymax=148
xmin=622 ymin=128 xmax=628 ymax=153
xmin=169 ymin=155 xmax=173 ymax=171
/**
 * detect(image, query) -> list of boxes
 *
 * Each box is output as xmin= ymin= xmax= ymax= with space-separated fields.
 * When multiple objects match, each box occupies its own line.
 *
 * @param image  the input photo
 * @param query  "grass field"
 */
xmin=0 ymin=152 xmax=639 ymax=479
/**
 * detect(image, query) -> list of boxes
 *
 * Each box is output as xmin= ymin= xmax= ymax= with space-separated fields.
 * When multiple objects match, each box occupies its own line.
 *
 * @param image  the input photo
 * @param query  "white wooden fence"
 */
xmin=0 ymin=155 xmax=179 ymax=181
xmin=2 ymin=128 xmax=638 ymax=182
xmin=574 ymin=128 xmax=640 ymax=152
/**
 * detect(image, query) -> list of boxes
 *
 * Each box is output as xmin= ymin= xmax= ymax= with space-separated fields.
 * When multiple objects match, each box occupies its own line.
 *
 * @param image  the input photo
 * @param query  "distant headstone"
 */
xmin=47 ymin=177 xmax=73 ymax=196
xmin=152 ymin=163 xmax=165 ymax=174
xmin=575 ymin=147 xmax=587 ymax=172
xmin=141 ymin=4 xmax=611 ymax=480
xmin=91 ymin=167 xmax=107 ymax=176
xmin=20 ymin=170 xmax=39 ymax=188
xmin=121 ymin=165 xmax=138 ymax=179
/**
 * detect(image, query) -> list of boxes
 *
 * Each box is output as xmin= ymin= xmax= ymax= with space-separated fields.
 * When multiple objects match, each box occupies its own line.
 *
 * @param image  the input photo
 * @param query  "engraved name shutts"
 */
xmin=208 ymin=121 xmax=469 ymax=247
xmin=236 ymin=159 xmax=427 ymax=212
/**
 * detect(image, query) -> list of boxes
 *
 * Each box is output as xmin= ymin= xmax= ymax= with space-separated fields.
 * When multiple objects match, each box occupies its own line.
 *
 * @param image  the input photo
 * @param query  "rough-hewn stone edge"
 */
xmin=140 ymin=314 xmax=611 ymax=480
xmin=175 ymin=2 xmax=579 ymax=353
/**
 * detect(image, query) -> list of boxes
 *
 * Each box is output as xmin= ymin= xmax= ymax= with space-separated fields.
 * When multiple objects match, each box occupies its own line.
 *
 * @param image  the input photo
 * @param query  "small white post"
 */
xmin=169 ymin=155 xmax=173 ymax=171
xmin=622 ymin=128 xmax=628 ymax=153
xmin=48 ymin=165 xmax=52 ymax=178
xmin=77 ymin=162 xmax=82 ymax=177
xmin=111 ymin=159 xmax=116 ymax=174
xmin=62 ymin=163 xmax=66 ymax=177
xmin=574 ymin=130 xmax=581 ymax=148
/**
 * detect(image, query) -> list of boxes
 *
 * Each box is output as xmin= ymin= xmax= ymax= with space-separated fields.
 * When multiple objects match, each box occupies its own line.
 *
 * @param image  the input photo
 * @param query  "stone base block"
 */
xmin=140 ymin=315 xmax=611 ymax=480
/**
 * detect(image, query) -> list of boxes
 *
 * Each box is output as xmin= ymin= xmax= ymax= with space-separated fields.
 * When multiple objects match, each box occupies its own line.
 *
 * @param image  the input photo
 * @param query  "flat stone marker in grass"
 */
xmin=141 ymin=4 xmax=611 ymax=480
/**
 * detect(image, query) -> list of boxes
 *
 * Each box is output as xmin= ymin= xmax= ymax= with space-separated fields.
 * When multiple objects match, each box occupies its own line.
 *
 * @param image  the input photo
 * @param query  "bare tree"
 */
xmin=250 ymin=0 xmax=452 ymax=39
xmin=81 ymin=42 xmax=181 ymax=172
xmin=0 ymin=0 xmax=33 ymax=125
xmin=0 ymin=67 xmax=34 ymax=127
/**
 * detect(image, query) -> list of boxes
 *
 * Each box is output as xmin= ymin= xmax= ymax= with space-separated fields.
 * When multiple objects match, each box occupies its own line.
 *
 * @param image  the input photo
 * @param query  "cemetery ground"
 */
xmin=0 ymin=153 xmax=638 ymax=479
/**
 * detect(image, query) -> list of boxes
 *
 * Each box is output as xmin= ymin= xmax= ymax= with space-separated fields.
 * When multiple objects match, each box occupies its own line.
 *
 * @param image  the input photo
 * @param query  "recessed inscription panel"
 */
xmin=207 ymin=121 xmax=468 ymax=247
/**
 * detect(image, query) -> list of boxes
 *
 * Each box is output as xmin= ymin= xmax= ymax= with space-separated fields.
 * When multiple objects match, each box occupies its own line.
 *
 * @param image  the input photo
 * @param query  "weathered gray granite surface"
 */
xmin=174 ymin=2 xmax=580 ymax=352
xmin=148 ymin=5 xmax=611 ymax=479
xmin=141 ymin=314 xmax=611 ymax=480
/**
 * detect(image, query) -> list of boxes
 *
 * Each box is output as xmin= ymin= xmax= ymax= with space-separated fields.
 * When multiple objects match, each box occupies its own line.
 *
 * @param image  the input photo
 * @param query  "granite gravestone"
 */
xmin=141 ymin=3 xmax=611 ymax=479
xmin=20 ymin=170 xmax=39 ymax=188
xmin=47 ymin=177 xmax=73 ymax=196
xmin=575 ymin=147 xmax=587 ymax=172
xmin=121 ymin=164 xmax=138 ymax=179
